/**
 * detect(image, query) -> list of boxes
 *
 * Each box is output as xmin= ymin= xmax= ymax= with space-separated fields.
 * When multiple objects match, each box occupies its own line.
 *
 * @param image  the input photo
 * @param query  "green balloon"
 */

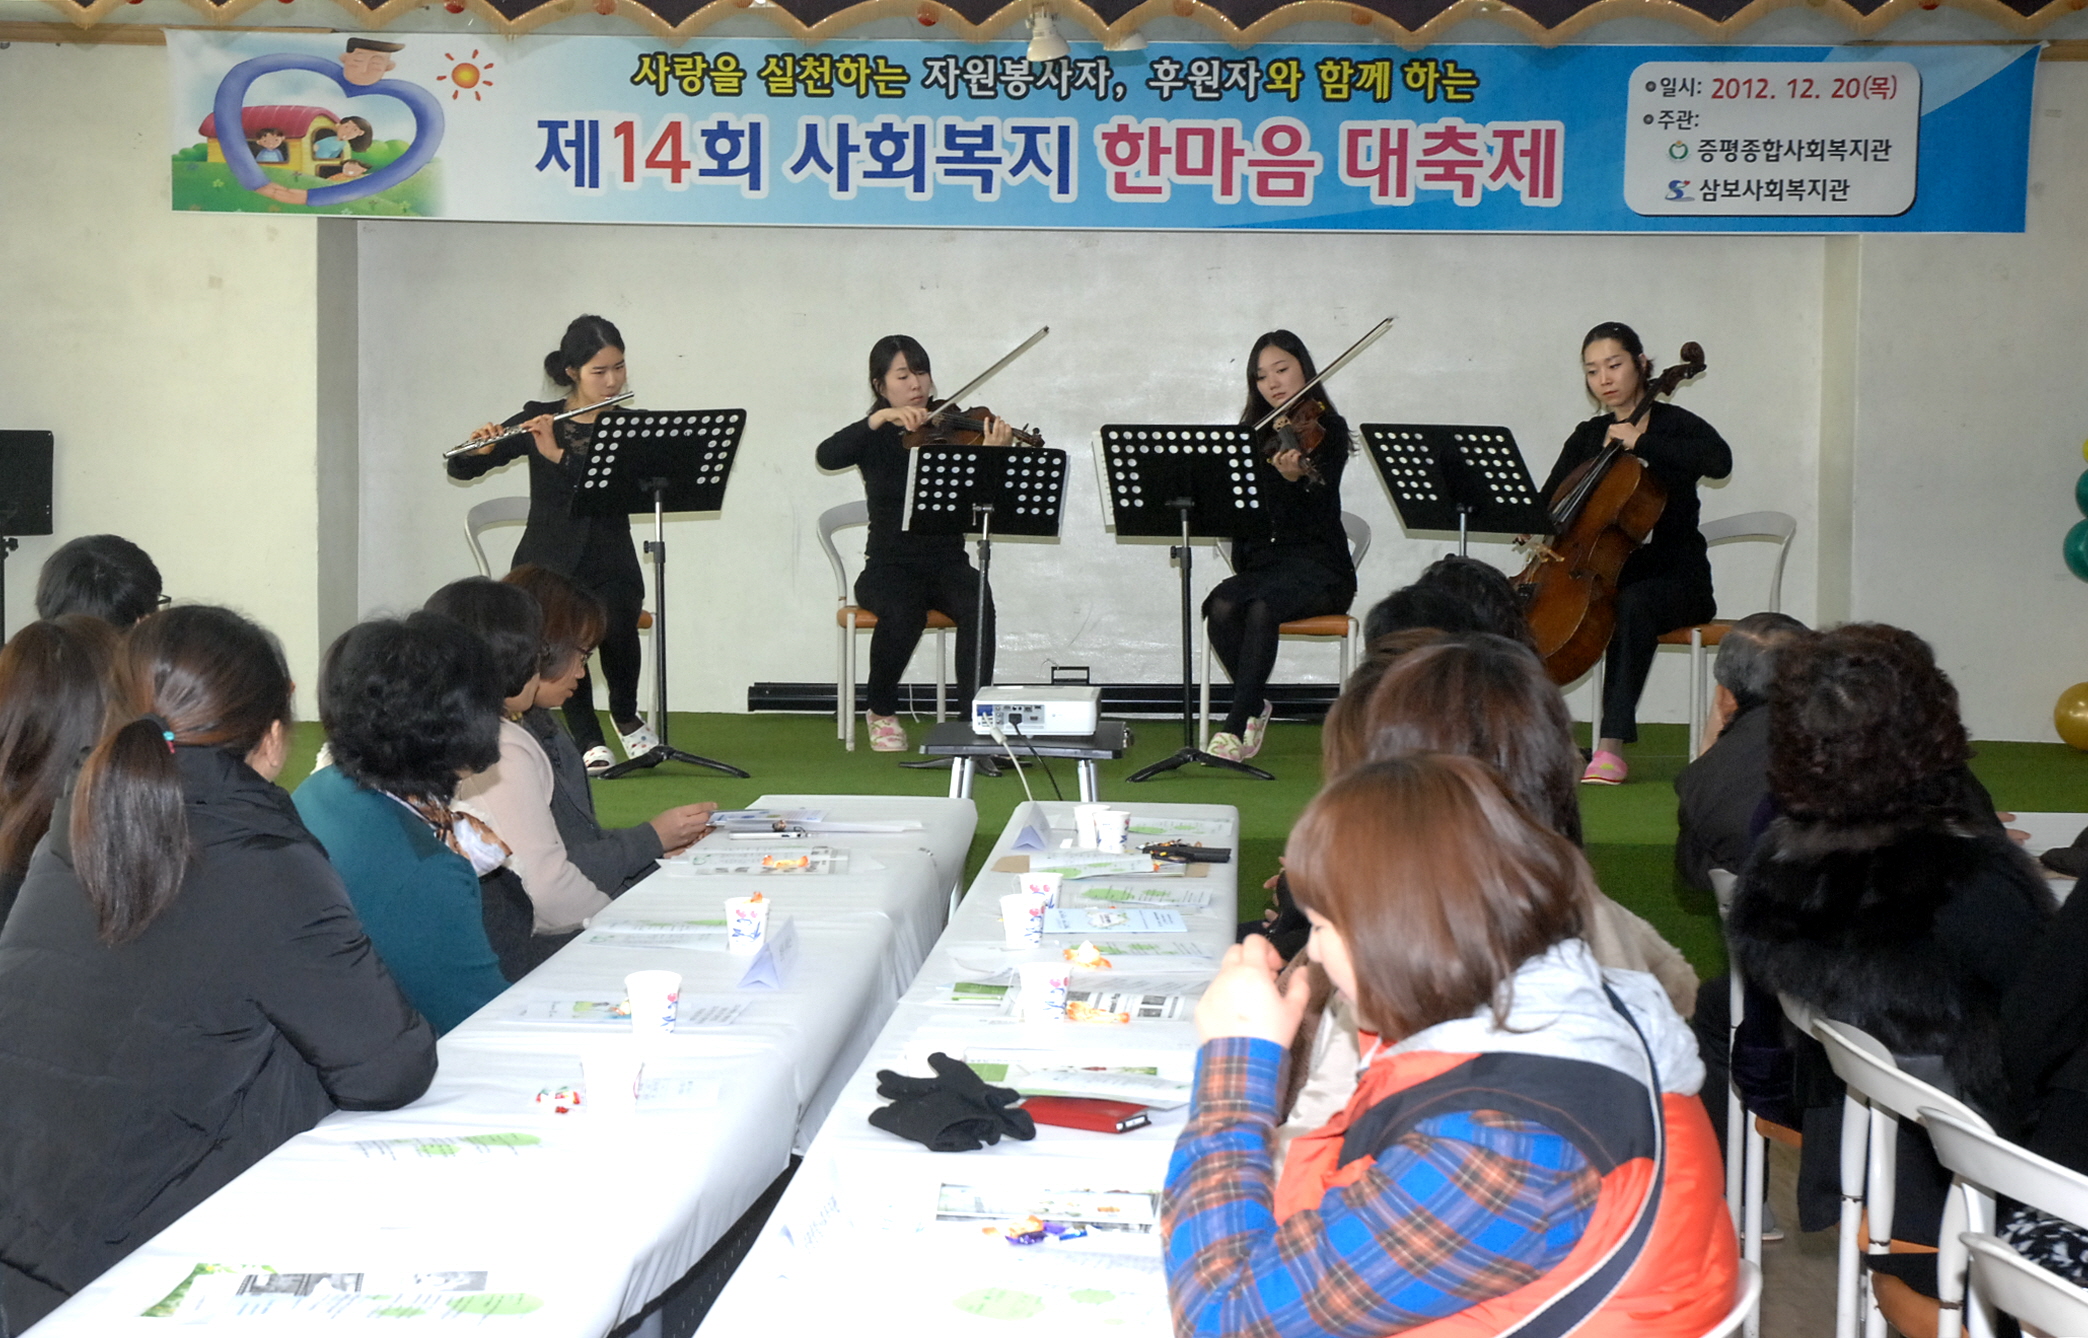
xmin=2066 ymin=520 xmax=2088 ymax=581
xmin=2076 ymin=469 xmax=2088 ymax=518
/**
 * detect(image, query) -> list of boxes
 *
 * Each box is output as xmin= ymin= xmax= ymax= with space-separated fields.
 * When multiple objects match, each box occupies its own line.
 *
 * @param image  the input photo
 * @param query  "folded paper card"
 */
xmin=738 ymin=913 xmax=801 ymax=989
xmin=1043 ymin=908 xmax=1187 ymax=935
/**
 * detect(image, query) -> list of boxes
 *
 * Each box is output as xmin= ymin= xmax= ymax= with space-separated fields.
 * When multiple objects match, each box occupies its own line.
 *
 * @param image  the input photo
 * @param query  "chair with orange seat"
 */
xmin=816 ymin=501 xmax=953 ymax=751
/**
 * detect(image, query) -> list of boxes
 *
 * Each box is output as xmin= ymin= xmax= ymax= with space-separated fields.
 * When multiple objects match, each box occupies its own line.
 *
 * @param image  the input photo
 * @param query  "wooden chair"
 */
xmin=1586 ymin=510 xmax=1796 ymax=756
xmin=1197 ymin=512 xmax=1372 ymax=750
xmin=1812 ymin=1018 xmax=1996 ymax=1338
xmin=816 ymin=501 xmax=952 ymax=751
xmin=1924 ymin=1107 xmax=2088 ymax=1338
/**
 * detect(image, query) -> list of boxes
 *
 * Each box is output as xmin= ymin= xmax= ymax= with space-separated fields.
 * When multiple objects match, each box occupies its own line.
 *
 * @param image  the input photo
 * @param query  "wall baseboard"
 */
xmin=747 ymin=682 xmax=1338 ymax=718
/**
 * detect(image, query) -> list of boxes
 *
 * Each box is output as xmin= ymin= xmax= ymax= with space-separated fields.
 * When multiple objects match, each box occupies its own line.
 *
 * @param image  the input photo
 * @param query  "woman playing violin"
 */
xmin=1203 ymin=330 xmax=1356 ymax=764
xmin=816 ymin=335 xmax=1012 ymax=752
xmin=1540 ymin=322 xmax=1731 ymax=785
xmin=447 ymin=315 xmax=650 ymax=776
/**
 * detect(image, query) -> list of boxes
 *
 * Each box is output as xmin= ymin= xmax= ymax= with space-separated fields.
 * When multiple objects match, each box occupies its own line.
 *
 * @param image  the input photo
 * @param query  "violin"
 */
xmin=904 ymin=400 xmax=1045 ymax=450
xmin=1263 ymin=395 xmax=1328 ymax=485
xmin=1514 ymin=341 xmax=1708 ymax=685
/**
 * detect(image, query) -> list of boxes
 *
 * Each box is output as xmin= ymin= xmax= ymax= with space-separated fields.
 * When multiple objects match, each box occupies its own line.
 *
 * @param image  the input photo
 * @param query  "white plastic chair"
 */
xmin=1587 ymin=510 xmax=1796 ymax=756
xmin=1708 ymin=869 xmax=1769 ymax=1338
xmin=1812 ymin=1018 xmax=1996 ymax=1338
xmin=1197 ymin=512 xmax=1372 ymax=750
xmin=1700 ymin=1260 xmax=1766 ymax=1338
xmin=464 ymin=496 xmax=531 ymax=577
xmin=1925 ymin=1107 xmax=2088 ymax=1338
xmin=1960 ymin=1233 xmax=2088 ymax=1338
xmin=815 ymin=501 xmax=951 ymax=750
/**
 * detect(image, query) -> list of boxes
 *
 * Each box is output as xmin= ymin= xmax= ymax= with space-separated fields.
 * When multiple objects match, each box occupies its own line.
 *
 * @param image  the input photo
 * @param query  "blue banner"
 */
xmin=168 ymin=32 xmax=2036 ymax=232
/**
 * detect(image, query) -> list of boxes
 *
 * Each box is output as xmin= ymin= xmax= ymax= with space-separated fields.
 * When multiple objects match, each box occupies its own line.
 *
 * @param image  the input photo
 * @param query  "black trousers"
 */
xmin=1599 ymin=575 xmax=1716 ymax=744
xmin=855 ymin=559 xmax=994 ymax=718
xmin=1203 ymin=563 xmax=1354 ymax=737
xmin=563 ymin=580 xmax=643 ymax=751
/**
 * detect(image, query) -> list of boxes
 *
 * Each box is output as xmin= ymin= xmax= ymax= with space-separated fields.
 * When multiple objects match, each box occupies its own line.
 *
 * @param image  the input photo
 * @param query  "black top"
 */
xmin=0 ymin=747 xmax=435 ymax=1292
xmin=815 ymin=416 xmax=967 ymax=566
xmin=1539 ymin=400 xmax=1732 ymax=596
xmin=1231 ymin=410 xmax=1356 ymax=590
xmin=1673 ymin=700 xmax=1769 ymax=893
xmin=521 ymin=707 xmax=662 ymax=894
xmin=447 ymin=400 xmax=642 ymax=593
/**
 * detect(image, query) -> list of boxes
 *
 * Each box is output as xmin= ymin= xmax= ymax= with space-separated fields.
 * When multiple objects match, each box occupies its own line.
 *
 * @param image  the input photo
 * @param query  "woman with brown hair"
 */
xmin=0 ymin=615 xmax=120 ymax=929
xmin=0 ymin=606 xmax=433 ymax=1327
xmin=1166 ymin=755 xmax=1736 ymax=1336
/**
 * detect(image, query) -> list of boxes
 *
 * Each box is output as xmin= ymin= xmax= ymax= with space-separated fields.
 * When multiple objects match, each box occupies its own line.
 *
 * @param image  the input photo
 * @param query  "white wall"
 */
xmin=355 ymin=221 xmax=1825 ymax=723
xmin=0 ymin=43 xmax=325 ymax=710
xmin=1847 ymin=64 xmax=2088 ymax=741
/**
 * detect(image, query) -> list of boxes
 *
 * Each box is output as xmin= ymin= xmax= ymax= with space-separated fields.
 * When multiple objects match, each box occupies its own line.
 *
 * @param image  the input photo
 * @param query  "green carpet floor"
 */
xmin=282 ymin=714 xmax=2088 ymax=980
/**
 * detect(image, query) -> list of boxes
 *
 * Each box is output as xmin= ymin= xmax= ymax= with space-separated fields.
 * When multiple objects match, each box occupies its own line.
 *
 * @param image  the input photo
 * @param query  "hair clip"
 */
xmin=161 ymin=730 xmax=177 ymax=755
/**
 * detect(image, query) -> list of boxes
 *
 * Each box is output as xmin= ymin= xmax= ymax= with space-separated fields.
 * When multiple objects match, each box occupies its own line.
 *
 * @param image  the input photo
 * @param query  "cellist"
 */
xmin=1540 ymin=322 xmax=1731 ymax=785
xmin=815 ymin=335 xmax=1011 ymax=753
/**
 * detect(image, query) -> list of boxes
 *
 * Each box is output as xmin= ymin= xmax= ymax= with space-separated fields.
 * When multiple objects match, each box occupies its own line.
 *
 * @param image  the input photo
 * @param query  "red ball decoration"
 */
xmin=916 ymin=2 xmax=937 ymax=20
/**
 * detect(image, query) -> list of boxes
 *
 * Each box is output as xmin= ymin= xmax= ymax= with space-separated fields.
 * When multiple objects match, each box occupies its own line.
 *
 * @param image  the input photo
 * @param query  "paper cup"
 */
xmin=1018 ymin=870 xmax=1063 ymax=908
xmin=725 ymin=897 xmax=770 ymax=955
xmin=1018 ymin=961 xmax=1071 ymax=1021
xmin=1073 ymin=803 xmax=1110 ymax=850
xmin=582 ymin=1044 xmax=642 ymax=1117
xmin=1000 ymin=890 xmax=1048 ymax=947
xmin=623 ymin=969 xmax=681 ymax=1036
xmin=1095 ymin=809 xmax=1132 ymax=854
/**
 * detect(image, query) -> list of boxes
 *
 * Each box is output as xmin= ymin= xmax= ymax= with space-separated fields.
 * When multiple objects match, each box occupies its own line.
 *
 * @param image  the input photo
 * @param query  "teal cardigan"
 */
xmin=292 ymin=766 xmax=509 ymax=1035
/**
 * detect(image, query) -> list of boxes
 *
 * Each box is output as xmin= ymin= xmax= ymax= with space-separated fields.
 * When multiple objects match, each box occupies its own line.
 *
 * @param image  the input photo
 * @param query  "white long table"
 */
xmin=28 ymin=794 xmax=974 ymax=1337
xmin=699 ymin=799 xmax=1239 ymax=1337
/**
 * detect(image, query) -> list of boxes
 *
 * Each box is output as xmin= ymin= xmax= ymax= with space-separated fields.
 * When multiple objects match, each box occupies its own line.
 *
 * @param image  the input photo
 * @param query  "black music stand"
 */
xmin=0 ymin=432 xmax=54 ymax=636
xmin=1360 ymin=424 xmax=1552 ymax=554
xmin=574 ymin=409 xmax=750 ymax=779
xmin=1098 ymin=425 xmax=1273 ymax=783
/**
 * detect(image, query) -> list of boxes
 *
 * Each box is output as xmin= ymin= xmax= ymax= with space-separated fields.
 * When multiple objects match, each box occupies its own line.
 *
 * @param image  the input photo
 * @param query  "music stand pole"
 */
xmin=972 ymin=503 xmax=992 ymax=698
xmin=601 ymin=481 xmax=750 ymax=780
xmin=1126 ymin=500 xmax=1273 ymax=784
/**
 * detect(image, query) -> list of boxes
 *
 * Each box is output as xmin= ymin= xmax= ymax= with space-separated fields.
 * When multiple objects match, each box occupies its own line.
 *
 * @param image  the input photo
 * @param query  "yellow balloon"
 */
xmin=2058 ymin=683 xmax=2088 ymax=750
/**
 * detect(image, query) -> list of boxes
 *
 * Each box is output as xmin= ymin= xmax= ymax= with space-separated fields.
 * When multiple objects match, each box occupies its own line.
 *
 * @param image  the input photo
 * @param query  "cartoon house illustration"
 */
xmin=199 ymin=105 xmax=347 ymax=175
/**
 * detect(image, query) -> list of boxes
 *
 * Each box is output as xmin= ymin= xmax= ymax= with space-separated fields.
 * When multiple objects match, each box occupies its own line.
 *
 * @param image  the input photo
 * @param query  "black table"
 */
xmin=916 ymin=720 xmax=1131 ymax=800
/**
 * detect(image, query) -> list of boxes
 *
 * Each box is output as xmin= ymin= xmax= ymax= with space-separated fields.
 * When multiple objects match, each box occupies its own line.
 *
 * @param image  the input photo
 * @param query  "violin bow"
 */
xmin=928 ymin=326 xmax=1051 ymax=423
xmin=1251 ymin=316 xmax=1396 ymax=435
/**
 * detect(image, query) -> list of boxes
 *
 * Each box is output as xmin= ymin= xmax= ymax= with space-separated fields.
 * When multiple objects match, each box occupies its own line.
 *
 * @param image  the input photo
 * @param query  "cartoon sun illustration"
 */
xmin=437 ymin=50 xmax=495 ymax=102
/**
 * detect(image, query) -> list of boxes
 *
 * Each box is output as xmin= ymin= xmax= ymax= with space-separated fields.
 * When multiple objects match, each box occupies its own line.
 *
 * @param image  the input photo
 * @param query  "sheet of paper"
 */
xmin=1082 ymin=939 xmax=1210 ymax=962
xmin=662 ymin=845 xmax=850 ymax=875
xmin=511 ymin=996 xmax=749 ymax=1027
xmin=145 ymin=1265 xmax=543 ymax=1321
xmin=578 ymin=919 xmax=727 ymax=950
xmin=1066 ymin=988 xmax=1191 ymax=1021
xmin=934 ymin=1183 xmax=1160 ymax=1233
xmin=1125 ymin=814 xmax=1234 ymax=841
xmin=1059 ymin=883 xmax=1211 ymax=910
xmin=710 ymin=808 xmax=825 ymax=830
xmin=349 ymin=1132 xmax=546 ymax=1161
xmin=1023 ymin=851 xmax=1180 ymax=879
xmin=636 ymin=1060 xmax=725 ymax=1111
xmin=1043 ymin=907 xmax=1187 ymax=936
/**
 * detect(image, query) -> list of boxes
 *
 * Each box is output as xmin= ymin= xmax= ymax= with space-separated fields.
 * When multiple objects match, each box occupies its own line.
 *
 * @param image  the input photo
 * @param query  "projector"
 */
xmin=971 ymin=685 xmax=1101 ymax=738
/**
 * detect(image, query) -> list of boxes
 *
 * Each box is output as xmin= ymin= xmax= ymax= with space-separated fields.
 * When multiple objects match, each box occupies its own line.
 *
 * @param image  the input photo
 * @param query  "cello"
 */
xmin=1515 ymin=341 xmax=1707 ymax=686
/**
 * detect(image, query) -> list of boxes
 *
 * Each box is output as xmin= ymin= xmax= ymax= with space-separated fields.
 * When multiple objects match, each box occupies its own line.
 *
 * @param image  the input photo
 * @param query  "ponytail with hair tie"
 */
xmin=139 ymin=713 xmax=178 ymax=755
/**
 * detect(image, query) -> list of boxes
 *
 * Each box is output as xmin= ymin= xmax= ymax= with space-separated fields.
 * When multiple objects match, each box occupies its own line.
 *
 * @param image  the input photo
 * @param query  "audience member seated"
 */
xmin=0 ymin=606 xmax=434 ymax=1329
xmin=430 ymin=576 xmax=714 ymax=978
xmin=1673 ymin=610 xmax=1808 ymax=894
xmin=1360 ymin=554 xmax=1537 ymax=650
xmin=0 ymin=616 xmax=119 ymax=929
xmin=1278 ymin=633 xmax=1700 ymax=1165
xmin=293 ymin=613 xmax=511 ymax=1034
xmin=1166 ymin=754 xmax=1738 ymax=1337
xmin=1727 ymin=622 xmax=2055 ymax=1309
xmin=33 ymin=534 xmax=164 ymax=630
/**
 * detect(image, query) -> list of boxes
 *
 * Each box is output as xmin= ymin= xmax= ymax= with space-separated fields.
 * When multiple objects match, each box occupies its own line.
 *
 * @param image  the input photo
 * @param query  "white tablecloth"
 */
xmin=28 ymin=794 xmax=975 ymax=1337
xmin=699 ymin=799 xmax=1239 ymax=1338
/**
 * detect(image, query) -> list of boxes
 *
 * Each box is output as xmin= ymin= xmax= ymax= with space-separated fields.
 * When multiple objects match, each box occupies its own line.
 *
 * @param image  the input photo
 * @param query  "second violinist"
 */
xmin=815 ymin=335 xmax=1013 ymax=753
xmin=1204 ymin=330 xmax=1356 ymax=763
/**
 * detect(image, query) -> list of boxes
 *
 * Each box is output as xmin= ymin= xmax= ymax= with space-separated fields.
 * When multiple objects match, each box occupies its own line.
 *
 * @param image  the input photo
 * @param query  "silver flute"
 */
xmin=442 ymin=392 xmax=635 ymax=458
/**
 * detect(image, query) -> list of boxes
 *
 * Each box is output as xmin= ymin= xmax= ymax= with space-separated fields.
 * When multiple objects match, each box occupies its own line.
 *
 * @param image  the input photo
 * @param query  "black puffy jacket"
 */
xmin=0 ymin=746 xmax=436 ymax=1297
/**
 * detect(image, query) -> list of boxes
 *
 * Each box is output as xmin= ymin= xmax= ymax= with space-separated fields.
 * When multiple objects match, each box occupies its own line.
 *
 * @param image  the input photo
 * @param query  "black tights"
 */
xmin=1204 ymin=566 xmax=1351 ymax=737
xmin=563 ymin=581 xmax=643 ymax=751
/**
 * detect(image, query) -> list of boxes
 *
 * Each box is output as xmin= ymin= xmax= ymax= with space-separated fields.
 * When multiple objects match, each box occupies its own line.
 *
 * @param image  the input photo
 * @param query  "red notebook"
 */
xmin=1021 ymin=1096 xmax=1151 ymax=1134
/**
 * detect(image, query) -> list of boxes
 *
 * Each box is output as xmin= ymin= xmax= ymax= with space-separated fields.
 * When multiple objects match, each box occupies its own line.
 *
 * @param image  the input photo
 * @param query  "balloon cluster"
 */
xmin=2066 ymin=438 xmax=2088 ymax=581
xmin=2060 ymin=439 xmax=2088 ymax=749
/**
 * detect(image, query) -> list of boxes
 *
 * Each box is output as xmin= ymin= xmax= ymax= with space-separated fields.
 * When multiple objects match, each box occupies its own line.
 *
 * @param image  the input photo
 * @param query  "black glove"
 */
xmin=868 ymin=1052 xmax=1037 ymax=1152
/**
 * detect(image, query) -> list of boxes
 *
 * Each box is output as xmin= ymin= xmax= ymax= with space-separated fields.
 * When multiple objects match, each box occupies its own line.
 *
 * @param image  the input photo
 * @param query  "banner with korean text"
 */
xmin=167 ymin=32 xmax=2036 ymax=232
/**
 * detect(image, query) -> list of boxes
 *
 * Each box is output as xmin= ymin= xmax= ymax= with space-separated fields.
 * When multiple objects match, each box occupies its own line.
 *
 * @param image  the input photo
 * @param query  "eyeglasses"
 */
xmin=156 ymin=595 xmax=172 ymax=608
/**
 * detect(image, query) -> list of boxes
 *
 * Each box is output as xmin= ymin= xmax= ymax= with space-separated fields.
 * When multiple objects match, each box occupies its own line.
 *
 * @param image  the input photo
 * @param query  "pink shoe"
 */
xmin=867 ymin=712 xmax=908 ymax=752
xmin=1241 ymin=701 xmax=1275 ymax=759
xmin=1581 ymin=750 xmax=1628 ymax=785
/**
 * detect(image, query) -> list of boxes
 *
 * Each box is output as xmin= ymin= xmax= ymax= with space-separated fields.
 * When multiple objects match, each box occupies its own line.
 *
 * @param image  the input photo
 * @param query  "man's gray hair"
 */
xmin=1713 ymin=611 xmax=1809 ymax=705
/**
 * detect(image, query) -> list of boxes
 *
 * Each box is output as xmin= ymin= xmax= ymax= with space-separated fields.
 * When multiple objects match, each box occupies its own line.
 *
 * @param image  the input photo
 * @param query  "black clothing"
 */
xmin=1674 ymin=699 xmax=1770 ymax=892
xmin=522 ymin=707 xmax=663 ymax=893
xmin=1540 ymin=402 xmax=1732 ymax=743
xmin=0 ymin=747 xmax=434 ymax=1308
xmin=1727 ymin=814 xmax=2054 ymax=1241
xmin=448 ymin=402 xmax=644 ymax=749
xmin=1203 ymin=414 xmax=1356 ymax=737
xmin=0 ymin=866 xmax=20 ymax=937
xmin=817 ymin=417 xmax=993 ymax=717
